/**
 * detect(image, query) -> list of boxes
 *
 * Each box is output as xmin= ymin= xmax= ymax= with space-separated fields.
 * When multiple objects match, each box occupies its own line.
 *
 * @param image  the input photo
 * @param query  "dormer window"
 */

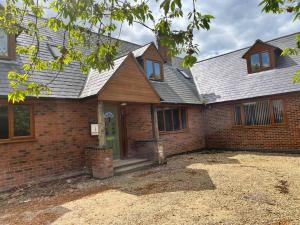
xmin=0 ymin=29 xmax=16 ymax=60
xmin=250 ymin=52 xmax=270 ymax=73
xmin=146 ymin=59 xmax=162 ymax=80
xmin=243 ymin=39 xmax=281 ymax=74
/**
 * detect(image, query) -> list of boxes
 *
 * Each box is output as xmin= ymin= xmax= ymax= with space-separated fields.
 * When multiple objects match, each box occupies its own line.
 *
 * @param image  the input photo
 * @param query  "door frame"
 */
xmin=103 ymin=101 xmax=128 ymax=159
xmin=119 ymin=104 xmax=128 ymax=159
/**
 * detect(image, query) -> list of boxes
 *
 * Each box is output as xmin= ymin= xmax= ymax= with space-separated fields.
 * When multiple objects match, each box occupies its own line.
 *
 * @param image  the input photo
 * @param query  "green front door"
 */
xmin=104 ymin=103 xmax=121 ymax=159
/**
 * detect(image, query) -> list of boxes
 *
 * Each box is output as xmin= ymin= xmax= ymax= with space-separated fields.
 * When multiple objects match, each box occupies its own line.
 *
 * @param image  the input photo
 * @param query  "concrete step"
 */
xmin=114 ymin=160 xmax=154 ymax=175
xmin=113 ymin=158 xmax=150 ymax=170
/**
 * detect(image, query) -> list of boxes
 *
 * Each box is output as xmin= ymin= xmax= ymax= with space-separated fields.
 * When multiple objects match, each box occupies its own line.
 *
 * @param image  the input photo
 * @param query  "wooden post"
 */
xmin=151 ymin=105 xmax=166 ymax=164
xmin=98 ymin=101 xmax=106 ymax=148
xmin=152 ymin=106 xmax=160 ymax=141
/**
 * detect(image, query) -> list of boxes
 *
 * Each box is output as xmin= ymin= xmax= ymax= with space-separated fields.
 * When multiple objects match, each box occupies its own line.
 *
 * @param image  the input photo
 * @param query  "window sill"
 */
xmin=160 ymin=129 xmax=189 ymax=135
xmin=233 ymin=124 xmax=286 ymax=129
xmin=0 ymin=138 xmax=37 ymax=145
xmin=249 ymin=67 xmax=272 ymax=74
xmin=149 ymin=78 xmax=164 ymax=82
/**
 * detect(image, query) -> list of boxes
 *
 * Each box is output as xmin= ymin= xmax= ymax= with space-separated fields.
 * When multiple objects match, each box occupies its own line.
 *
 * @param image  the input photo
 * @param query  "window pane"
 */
xmin=251 ymin=53 xmax=260 ymax=72
xmin=0 ymin=105 xmax=9 ymax=139
xmin=173 ymin=109 xmax=180 ymax=130
xmin=157 ymin=110 xmax=165 ymax=131
xmin=154 ymin=62 xmax=161 ymax=78
xmin=273 ymin=100 xmax=284 ymax=124
xmin=0 ymin=29 xmax=8 ymax=56
xmin=13 ymin=105 xmax=31 ymax=137
xmin=164 ymin=109 xmax=173 ymax=131
xmin=181 ymin=109 xmax=187 ymax=129
xmin=234 ymin=105 xmax=242 ymax=125
xmin=243 ymin=101 xmax=270 ymax=126
xmin=262 ymin=52 xmax=270 ymax=68
xmin=146 ymin=60 xmax=153 ymax=79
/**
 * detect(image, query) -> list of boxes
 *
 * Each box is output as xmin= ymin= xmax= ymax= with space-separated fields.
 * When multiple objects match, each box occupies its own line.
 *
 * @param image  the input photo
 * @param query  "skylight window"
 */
xmin=48 ymin=44 xmax=62 ymax=59
xmin=177 ymin=68 xmax=191 ymax=79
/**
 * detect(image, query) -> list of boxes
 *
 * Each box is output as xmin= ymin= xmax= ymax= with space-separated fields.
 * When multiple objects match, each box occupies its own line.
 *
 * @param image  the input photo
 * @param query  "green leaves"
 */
xmin=293 ymin=69 xmax=300 ymax=83
xmin=1 ymin=0 xmax=214 ymax=102
xmin=260 ymin=0 xmax=300 ymax=83
xmin=182 ymin=55 xmax=198 ymax=68
xmin=259 ymin=0 xmax=285 ymax=13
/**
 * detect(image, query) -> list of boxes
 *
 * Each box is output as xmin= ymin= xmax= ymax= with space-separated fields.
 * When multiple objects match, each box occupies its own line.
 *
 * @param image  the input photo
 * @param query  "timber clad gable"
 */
xmin=98 ymin=54 xmax=161 ymax=103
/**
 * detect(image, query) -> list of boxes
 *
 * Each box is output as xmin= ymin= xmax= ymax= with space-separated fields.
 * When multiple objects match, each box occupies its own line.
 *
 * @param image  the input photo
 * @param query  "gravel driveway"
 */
xmin=0 ymin=151 xmax=299 ymax=225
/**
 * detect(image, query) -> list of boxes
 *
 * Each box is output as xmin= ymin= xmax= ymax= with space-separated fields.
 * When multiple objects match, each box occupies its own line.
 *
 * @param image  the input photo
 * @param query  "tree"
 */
xmin=260 ymin=0 xmax=300 ymax=82
xmin=0 ymin=0 xmax=214 ymax=102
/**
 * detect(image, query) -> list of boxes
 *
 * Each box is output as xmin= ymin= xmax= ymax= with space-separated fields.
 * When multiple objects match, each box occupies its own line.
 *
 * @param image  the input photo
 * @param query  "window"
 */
xmin=157 ymin=108 xmax=187 ymax=132
xmin=250 ymin=52 xmax=271 ymax=73
xmin=0 ymin=106 xmax=9 ymax=139
xmin=261 ymin=52 xmax=270 ymax=68
xmin=234 ymin=99 xmax=285 ymax=126
xmin=146 ymin=59 xmax=162 ymax=80
xmin=251 ymin=54 xmax=260 ymax=72
xmin=0 ymin=29 xmax=8 ymax=57
xmin=177 ymin=68 xmax=191 ymax=79
xmin=48 ymin=44 xmax=62 ymax=59
xmin=0 ymin=29 xmax=15 ymax=60
xmin=0 ymin=103 xmax=34 ymax=142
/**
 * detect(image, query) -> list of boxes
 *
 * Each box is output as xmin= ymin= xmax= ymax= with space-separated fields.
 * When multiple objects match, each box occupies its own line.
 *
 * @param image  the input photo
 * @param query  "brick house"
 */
xmin=0 ymin=20 xmax=299 ymax=191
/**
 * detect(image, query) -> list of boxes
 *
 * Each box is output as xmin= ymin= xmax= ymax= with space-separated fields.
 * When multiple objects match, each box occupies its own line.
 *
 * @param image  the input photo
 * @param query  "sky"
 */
xmin=116 ymin=0 xmax=299 ymax=60
xmin=1 ymin=0 xmax=299 ymax=60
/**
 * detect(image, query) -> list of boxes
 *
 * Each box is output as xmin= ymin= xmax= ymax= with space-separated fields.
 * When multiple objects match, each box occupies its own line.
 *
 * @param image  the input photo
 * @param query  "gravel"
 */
xmin=0 ymin=151 xmax=299 ymax=225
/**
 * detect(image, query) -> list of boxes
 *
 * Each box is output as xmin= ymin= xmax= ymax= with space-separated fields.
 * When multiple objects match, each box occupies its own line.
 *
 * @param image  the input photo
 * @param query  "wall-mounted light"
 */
xmin=121 ymin=103 xmax=127 ymax=106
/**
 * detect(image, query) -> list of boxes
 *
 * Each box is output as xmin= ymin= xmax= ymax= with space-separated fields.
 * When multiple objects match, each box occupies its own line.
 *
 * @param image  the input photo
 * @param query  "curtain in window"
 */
xmin=234 ymin=99 xmax=284 ymax=126
xmin=272 ymin=100 xmax=284 ymax=124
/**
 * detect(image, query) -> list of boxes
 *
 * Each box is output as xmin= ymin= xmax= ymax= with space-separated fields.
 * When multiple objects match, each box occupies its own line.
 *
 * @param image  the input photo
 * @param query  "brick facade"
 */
xmin=125 ymin=104 xmax=206 ymax=158
xmin=0 ymin=98 xmax=98 ymax=192
xmin=3 ymin=92 xmax=300 ymax=191
xmin=125 ymin=104 xmax=154 ymax=159
xmin=160 ymin=106 xmax=206 ymax=156
xmin=204 ymin=92 xmax=300 ymax=151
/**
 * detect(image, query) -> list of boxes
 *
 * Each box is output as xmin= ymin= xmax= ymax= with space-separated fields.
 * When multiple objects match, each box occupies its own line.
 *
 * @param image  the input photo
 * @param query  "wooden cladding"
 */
xmin=0 ymin=102 xmax=34 ymax=143
xmin=98 ymin=54 xmax=161 ymax=103
xmin=234 ymin=99 xmax=285 ymax=126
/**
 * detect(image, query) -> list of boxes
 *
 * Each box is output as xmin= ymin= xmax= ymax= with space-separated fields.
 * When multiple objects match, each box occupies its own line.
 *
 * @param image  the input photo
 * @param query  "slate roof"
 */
xmin=80 ymin=55 xmax=128 ymax=98
xmin=132 ymin=43 xmax=152 ymax=58
xmin=151 ymin=61 xmax=201 ymax=104
xmin=191 ymin=32 xmax=300 ymax=104
xmin=1 ymin=16 xmax=298 ymax=105
xmin=0 ymin=16 xmax=141 ymax=99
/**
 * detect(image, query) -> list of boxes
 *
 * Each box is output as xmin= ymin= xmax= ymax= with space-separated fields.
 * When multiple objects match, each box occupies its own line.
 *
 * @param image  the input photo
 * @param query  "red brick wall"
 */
xmin=204 ymin=92 xmax=300 ymax=151
xmin=125 ymin=104 xmax=154 ymax=158
xmin=0 ymin=98 xmax=98 ymax=191
xmin=160 ymin=106 xmax=206 ymax=156
xmin=125 ymin=104 xmax=206 ymax=158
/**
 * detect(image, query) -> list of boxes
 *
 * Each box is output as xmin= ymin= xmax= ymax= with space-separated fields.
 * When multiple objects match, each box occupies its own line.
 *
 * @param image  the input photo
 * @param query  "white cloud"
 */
xmin=1 ymin=0 xmax=298 ymax=60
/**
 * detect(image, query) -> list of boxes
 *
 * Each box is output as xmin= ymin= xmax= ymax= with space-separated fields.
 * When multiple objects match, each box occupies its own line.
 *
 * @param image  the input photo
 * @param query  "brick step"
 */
xmin=113 ymin=158 xmax=150 ymax=170
xmin=114 ymin=161 xmax=154 ymax=175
